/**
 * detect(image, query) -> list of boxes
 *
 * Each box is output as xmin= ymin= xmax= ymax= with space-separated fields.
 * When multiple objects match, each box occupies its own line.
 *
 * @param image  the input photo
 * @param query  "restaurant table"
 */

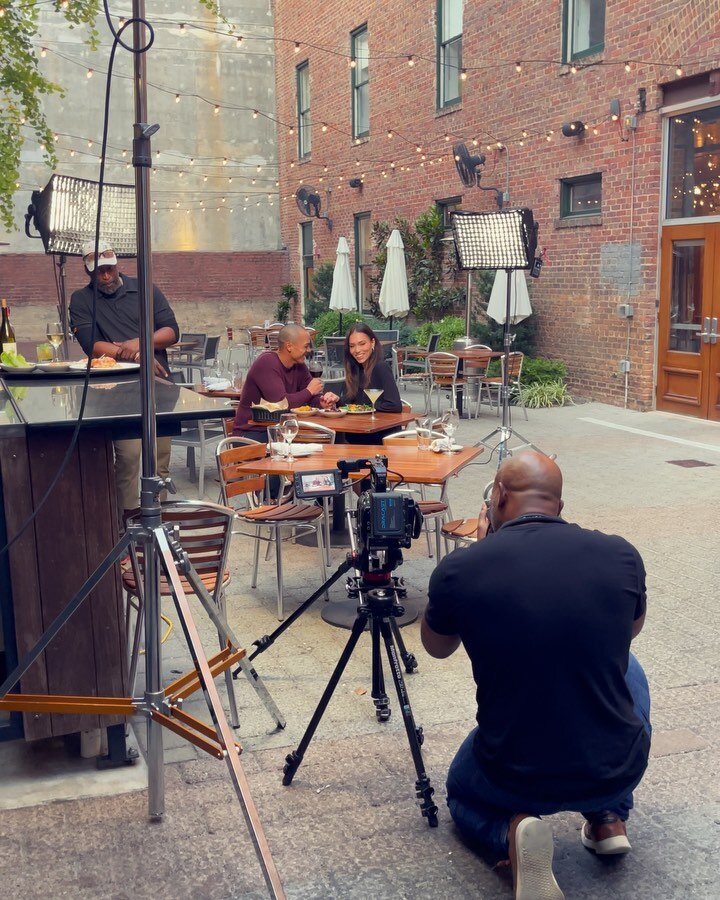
xmin=234 ymin=442 xmax=483 ymax=628
xmin=0 ymin=370 xmax=232 ymax=749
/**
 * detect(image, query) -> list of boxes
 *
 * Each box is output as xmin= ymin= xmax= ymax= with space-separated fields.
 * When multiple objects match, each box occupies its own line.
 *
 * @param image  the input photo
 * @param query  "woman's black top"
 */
xmin=341 ymin=358 xmax=402 ymax=445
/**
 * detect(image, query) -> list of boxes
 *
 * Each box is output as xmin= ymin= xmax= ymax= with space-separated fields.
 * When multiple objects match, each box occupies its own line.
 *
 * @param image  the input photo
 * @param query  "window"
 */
xmin=351 ymin=26 xmax=369 ymax=139
xmin=560 ymin=174 xmax=602 ymax=217
xmin=354 ymin=213 xmax=372 ymax=311
xmin=666 ymin=105 xmax=720 ymax=219
xmin=436 ymin=196 xmax=462 ymax=229
xmin=296 ymin=62 xmax=311 ymax=159
xmin=301 ymin=222 xmax=314 ymax=302
xmin=563 ymin=0 xmax=605 ymax=61
xmin=437 ymin=0 xmax=463 ymax=109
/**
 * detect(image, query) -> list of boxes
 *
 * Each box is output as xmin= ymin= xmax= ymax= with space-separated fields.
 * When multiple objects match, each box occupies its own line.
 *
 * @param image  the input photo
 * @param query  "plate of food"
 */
xmin=291 ymin=405 xmax=316 ymax=416
xmin=0 ymin=350 xmax=37 ymax=374
xmin=339 ymin=404 xmax=373 ymax=414
xmin=68 ymin=357 xmax=140 ymax=373
xmin=318 ymin=408 xmax=347 ymax=418
xmin=35 ymin=361 xmax=71 ymax=373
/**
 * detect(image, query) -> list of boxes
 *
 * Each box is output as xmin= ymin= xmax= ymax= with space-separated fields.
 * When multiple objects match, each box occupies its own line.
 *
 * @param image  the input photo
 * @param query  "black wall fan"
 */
xmin=295 ymin=186 xmax=333 ymax=230
xmin=453 ymin=142 xmax=486 ymax=187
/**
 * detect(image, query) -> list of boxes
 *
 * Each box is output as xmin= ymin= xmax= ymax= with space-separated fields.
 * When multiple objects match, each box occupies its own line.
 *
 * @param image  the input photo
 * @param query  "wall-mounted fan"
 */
xmin=453 ymin=142 xmax=486 ymax=187
xmin=295 ymin=186 xmax=333 ymax=230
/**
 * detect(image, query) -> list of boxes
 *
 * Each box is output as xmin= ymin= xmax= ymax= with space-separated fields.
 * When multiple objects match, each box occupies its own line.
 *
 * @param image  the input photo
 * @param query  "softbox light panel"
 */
xmin=451 ymin=208 xmax=537 ymax=270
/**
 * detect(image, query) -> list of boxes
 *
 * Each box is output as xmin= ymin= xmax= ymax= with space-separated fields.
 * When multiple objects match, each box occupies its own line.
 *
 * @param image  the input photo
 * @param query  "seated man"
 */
xmin=233 ymin=323 xmax=337 ymax=439
xmin=421 ymin=451 xmax=651 ymax=900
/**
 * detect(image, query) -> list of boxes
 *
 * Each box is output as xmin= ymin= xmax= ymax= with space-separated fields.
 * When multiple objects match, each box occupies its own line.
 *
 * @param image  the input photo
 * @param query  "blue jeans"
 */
xmin=446 ymin=653 xmax=651 ymax=857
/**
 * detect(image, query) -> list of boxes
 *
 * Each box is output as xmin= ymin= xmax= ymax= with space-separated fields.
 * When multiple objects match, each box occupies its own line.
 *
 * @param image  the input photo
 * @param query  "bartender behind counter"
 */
xmin=69 ymin=240 xmax=179 ymax=520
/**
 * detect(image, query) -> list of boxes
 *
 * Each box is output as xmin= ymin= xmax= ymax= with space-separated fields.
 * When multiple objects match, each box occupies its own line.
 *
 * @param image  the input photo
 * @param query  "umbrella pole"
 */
xmin=338 ymin=313 xmax=343 ymax=335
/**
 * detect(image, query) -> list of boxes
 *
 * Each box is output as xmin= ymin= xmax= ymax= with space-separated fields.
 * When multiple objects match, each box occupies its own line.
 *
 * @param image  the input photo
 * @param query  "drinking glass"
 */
xmin=416 ymin=417 xmax=432 ymax=451
xmin=440 ymin=409 xmax=460 ymax=453
xmin=280 ymin=415 xmax=299 ymax=458
xmin=229 ymin=361 xmax=244 ymax=391
xmin=267 ymin=425 xmax=284 ymax=459
xmin=46 ymin=321 xmax=63 ymax=362
xmin=365 ymin=388 xmax=384 ymax=419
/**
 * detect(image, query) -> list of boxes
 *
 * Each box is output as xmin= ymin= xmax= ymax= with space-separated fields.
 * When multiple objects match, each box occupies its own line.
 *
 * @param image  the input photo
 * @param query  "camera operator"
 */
xmin=421 ymin=451 xmax=650 ymax=900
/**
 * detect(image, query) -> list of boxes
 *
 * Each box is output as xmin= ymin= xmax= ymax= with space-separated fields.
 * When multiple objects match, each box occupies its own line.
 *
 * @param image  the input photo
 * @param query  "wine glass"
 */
xmin=280 ymin=414 xmax=299 ymax=458
xmin=229 ymin=361 xmax=244 ymax=391
xmin=365 ymin=387 xmax=384 ymax=419
xmin=308 ymin=352 xmax=323 ymax=379
xmin=46 ymin=321 xmax=63 ymax=362
xmin=440 ymin=409 xmax=460 ymax=453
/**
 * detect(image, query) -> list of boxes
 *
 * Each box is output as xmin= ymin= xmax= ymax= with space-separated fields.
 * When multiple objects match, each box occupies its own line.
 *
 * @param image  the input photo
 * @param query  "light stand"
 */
xmin=2 ymin=7 xmax=287 ymax=897
xmin=451 ymin=209 xmax=546 ymax=463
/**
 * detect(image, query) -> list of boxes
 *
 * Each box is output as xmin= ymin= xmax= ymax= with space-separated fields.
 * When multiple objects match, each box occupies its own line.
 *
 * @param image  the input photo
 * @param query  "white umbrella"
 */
xmin=329 ymin=236 xmax=356 ymax=333
xmin=378 ymin=229 xmax=410 ymax=322
xmin=487 ymin=269 xmax=533 ymax=324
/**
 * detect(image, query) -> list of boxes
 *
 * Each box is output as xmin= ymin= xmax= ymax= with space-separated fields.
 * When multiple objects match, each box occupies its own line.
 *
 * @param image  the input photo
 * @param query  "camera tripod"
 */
xmin=281 ymin=574 xmax=438 ymax=828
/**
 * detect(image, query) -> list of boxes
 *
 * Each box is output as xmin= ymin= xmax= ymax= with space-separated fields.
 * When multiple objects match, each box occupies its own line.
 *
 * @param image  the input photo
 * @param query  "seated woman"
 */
xmin=341 ymin=323 xmax=402 ymax=445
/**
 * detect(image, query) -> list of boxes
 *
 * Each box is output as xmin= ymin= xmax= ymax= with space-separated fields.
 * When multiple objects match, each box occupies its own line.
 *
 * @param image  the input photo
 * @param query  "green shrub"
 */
xmin=470 ymin=316 xmax=537 ymax=355
xmin=521 ymin=357 xmax=567 ymax=387
xmin=305 ymin=262 xmax=334 ymax=323
xmin=518 ymin=380 xmax=573 ymax=408
xmin=311 ymin=310 xmax=365 ymax=342
xmin=414 ymin=315 xmax=465 ymax=350
xmin=275 ymin=298 xmax=291 ymax=323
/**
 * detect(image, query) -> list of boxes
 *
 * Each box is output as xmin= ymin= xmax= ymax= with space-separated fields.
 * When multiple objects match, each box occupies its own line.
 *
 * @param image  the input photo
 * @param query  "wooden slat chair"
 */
xmin=458 ymin=345 xmax=493 ymax=419
xmin=477 ymin=351 xmax=528 ymax=420
xmin=393 ymin=347 xmax=430 ymax=413
xmin=123 ymin=501 xmax=243 ymax=725
xmin=427 ymin=351 xmax=467 ymax=416
xmin=441 ymin=517 xmax=480 ymax=548
xmin=265 ymin=325 xmax=283 ymax=352
xmin=381 ymin=429 xmax=452 ymax=560
xmin=216 ymin=437 xmax=328 ymax=620
xmin=246 ymin=327 xmax=267 ymax=362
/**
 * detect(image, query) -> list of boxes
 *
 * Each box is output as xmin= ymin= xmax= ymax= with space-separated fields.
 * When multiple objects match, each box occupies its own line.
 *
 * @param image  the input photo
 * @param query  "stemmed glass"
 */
xmin=365 ymin=388 xmax=384 ymax=419
xmin=280 ymin=415 xmax=299 ymax=459
xmin=440 ymin=409 xmax=460 ymax=453
xmin=46 ymin=321 xmax=63 ymax=362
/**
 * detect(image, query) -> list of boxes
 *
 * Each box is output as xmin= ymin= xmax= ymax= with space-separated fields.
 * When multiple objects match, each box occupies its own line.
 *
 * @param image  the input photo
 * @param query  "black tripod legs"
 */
xmin=283 ymin=611 xmax=368 ymax=786
xmin=390 ymin=616 xmax=418 ymax=673
xmin=378 ymin=619 xmax=438 ymax=827
xmin=371 ymin=616 xmax=391 ymax=721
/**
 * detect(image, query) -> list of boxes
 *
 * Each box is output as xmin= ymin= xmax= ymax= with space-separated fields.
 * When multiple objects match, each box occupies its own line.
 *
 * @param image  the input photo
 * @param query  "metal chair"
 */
xmin=288 ymin=420 xmax=338 ymax=563
xmin=216 ymin=438 xmax=328 ymax=620
xmin=427 ymin=352 xmax=467 ymax=416
xmin=323 ymin=336 xmax=346 ymax=379
xmin=459 ymin=345 xmax=492 ymax=419
xmin=381 ymin=429 xmax=451 ymax=560
xmin=170 ymin=332 xmax=207 ymax=382
xmin=123 ymin=501 xmax=253 ymax=729
xmin=265 ymin=325 xmax=283 ymax=351
xmin=182 ymin=334 xmax=221 ymax=383
xmin=477 ymin=351 xmax=528 ymax=420
xmin=441 ymin=517 xmax=480 ymax=548
xmin=246 ymin=327 xmax=267 ymax=362
xmin=394 ymin=347 xmax=430 ymax=413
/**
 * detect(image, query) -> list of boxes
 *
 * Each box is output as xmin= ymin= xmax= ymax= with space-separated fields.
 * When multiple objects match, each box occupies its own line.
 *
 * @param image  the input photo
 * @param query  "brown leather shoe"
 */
xmin=581 ymin=811 xmax=632 ymax=855
xmin=509 ymin=814 xmax=565 ymax=899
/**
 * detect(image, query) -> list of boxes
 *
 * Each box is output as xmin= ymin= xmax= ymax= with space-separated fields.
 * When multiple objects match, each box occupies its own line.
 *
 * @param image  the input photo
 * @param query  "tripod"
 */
xmin=281 ymin=576 xmax=438 ymax=827
xmin=479 ymin=267 xmax=546 ymax=464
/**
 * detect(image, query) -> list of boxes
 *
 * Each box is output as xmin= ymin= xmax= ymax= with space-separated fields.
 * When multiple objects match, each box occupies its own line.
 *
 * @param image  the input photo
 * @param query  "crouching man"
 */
xmin=421 ymin=451 xmax=651 ymax=900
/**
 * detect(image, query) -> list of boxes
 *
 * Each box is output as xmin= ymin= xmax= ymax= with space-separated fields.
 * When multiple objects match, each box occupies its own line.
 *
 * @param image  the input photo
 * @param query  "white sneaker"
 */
xmin=513 ymin=816 xmax=565 ymax=900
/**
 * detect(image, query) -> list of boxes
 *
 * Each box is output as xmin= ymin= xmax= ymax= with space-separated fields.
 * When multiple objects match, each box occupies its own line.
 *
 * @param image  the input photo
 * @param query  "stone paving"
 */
xmin=1 ymin=396 xmax=719 ymax=899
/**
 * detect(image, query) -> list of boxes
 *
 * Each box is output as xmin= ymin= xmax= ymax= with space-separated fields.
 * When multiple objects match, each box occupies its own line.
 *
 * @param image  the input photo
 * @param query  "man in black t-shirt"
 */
xmin=422 ymin=452 xmax=650 ymax=900
xmin=69 ymin=241 xmax=179 ymax=517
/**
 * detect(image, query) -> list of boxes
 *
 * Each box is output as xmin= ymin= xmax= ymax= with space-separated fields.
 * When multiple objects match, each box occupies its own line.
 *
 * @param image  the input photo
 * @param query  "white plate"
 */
xmin=0 ymin=363 xmax=37 ymax=373
xmin=430 ymin=442 xmax=463 ymax=453
xmin=68 ymin=361 xmax=140 ymax=374
xmin=35 ymin=362 xmax=71 ymax=373
xmin=268 ymin=443 xmax=319 ymax=458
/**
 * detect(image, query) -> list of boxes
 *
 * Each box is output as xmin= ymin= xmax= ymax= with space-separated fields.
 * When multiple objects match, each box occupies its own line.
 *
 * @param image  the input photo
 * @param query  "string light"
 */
xmin=86 ymin=68 xmax=94 ymax=79
xmin=349 ymin=58 xmax=357 ymax=68
xmin=460 ymin=68 xmax=468 ymax=81
xmin=294 ymin=42 xmax=301 ymax=53
xmin=179 ymin=23 xmax=187 ymax=34
xmin=214 ymin=104 xmax=220 ymax=115
xmin=570 ymin=64 xmax=577 ymax=74
xmin=236 ymin=36 xmax=243 ymax=46
xmin=256 ymin=164 xmax=262 ymax=172
xmin=515 ymin=61 xmax=522 ymax=73
xmin=321 ymin=123 xmax=328 ymax=132
xmin=675 ymin=65 xmax=683 ymax=76
xmin=87 ymin=139 xmax=93 ymax=148
xmin=387 ymin=130 xmax=393 ymax=139
xmin=40 ymin=47 xmax=47 ymax=58
xmin=252 ymin=110 xmax=258 ymax=118
xmin=624 ymin=61 xmax=631 ymax=73
xmin=407 ymin=55 xmax=415 ymax=67
xmin=175 ymin=94 xmax=180 ymax=103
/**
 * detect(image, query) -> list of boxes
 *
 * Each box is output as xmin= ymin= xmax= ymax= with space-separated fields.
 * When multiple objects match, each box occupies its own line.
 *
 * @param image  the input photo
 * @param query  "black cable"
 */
xmin=0 ymin=13 xmax=154 ymax=560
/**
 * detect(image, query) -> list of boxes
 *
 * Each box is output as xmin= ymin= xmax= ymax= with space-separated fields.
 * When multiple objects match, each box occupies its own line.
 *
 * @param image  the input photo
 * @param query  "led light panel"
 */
xmin=451 ymin=208 xmax=536 ymax=270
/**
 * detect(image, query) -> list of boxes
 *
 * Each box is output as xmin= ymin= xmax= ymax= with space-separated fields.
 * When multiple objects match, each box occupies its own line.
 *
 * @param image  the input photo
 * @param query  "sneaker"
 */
xmin=510 ymin=816 xmax=565 ymax=900
xmin=581 ymin=811 xmax=631 ymax=855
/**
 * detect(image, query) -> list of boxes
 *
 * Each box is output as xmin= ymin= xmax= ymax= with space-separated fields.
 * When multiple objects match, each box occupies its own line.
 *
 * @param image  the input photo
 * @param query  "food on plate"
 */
xmin=292 ymin=405 xmax=313 ymax=413
xmin=341 ymin=403 xmax=372 ymax=412
xmin=79 ymin=355 xmax=118 ymax=369
xmin=1 ymin=350 xmax=29 ymax=367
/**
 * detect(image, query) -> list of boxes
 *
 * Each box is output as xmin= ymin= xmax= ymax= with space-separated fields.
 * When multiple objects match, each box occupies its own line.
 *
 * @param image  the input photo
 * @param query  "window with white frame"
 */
xmin=296 ymin=62 xmax=311 ymax=158
xmin=352 ymin=26 xmax=369 ymax=139
xmin=564 ymin=0 xmax=605 ymax=61
xmin=437 ymin=0 xmax=463 ymax=109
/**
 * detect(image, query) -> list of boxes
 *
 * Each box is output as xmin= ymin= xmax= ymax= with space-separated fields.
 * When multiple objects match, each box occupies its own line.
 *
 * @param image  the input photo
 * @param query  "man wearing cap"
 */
xmin=69 ymin=241 xmax=180 ymax=518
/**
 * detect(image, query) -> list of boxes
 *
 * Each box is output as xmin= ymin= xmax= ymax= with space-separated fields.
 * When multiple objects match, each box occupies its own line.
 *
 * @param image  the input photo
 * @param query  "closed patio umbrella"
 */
xmin=378 ymin=228 xmax=410 ymax=325
xmin=487 ymin=269 xmax=533 ymax=324
xmin=329 ymin=236 xmax=356 ymax=334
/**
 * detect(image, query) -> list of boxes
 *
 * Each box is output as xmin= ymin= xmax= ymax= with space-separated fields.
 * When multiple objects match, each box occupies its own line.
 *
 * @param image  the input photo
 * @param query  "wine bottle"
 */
xmin=0 ymin=299 xmax=17 ymax=355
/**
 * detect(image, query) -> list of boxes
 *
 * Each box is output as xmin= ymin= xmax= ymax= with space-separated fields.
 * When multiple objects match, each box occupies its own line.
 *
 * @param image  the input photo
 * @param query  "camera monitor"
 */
xmin=293 ymin=469 xmax=344 ymax=499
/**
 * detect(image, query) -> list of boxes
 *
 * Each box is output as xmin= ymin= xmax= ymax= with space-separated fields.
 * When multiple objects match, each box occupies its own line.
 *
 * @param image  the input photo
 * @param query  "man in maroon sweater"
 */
xmin=233 ymin=323 xmax=338 ymax=438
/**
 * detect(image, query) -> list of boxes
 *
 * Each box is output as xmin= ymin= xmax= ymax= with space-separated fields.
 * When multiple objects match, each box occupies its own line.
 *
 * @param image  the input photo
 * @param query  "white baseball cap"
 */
xmin=82 ymin=239 xmax=117 ymax=271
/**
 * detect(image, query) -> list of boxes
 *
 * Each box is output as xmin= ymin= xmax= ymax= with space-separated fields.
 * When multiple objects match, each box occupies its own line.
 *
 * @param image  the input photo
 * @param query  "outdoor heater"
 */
xmin=24 ymin=173 xmax=136 ymax=336
xmin=451 ymin=208 xmax=545 ymax=464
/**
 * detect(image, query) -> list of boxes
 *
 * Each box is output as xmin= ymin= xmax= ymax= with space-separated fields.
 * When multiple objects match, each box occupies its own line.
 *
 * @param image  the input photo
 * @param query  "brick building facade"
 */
xmin=274 ymin=0 xmax=720 ymax=416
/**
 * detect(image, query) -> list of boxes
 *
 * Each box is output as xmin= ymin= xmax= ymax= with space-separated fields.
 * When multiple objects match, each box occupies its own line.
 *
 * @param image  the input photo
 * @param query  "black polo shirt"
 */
xmin=426 ymin=515 xmax=649 ymax=803
xmin=69 ymin=275 xmax=179 ymax=369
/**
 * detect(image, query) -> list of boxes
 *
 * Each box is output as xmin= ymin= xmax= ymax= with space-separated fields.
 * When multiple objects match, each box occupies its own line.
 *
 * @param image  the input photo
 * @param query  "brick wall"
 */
xmin=0 ymin=250 xmax=290 ymax=340
xmin=274 ymin=0 xmax=720 ymax=410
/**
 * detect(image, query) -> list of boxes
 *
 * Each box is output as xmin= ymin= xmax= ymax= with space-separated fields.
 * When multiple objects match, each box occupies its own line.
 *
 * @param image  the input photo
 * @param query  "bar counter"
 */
xmin=0 ymin=371 xmax=232 ymax=744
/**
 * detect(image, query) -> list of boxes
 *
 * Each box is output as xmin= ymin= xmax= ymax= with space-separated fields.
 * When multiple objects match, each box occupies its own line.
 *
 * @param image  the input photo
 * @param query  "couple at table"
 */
xmin=232 ymin=322 xmax=401 ymax=443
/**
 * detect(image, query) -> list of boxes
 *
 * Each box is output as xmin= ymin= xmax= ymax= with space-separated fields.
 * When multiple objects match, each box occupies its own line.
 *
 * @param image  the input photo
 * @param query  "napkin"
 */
xmin=268 ymin=442 xmax=323 ymax=456
xmin=203 ymin=377 xmax=233 ymax=391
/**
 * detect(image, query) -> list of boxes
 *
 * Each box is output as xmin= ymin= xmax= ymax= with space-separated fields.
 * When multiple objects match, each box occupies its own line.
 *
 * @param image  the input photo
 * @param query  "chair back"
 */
xmin=247 ymin=327 xmax=267 ymax=351
xmin=382 ymin=429 xmax=445 ymax=445
xmin=427 ymin=352 xmax=459 ymax=380
xmin=373 ymin=329 xmax=399 ymax=342
xmin=216 ymin=437 xmax=267 ymax=506
xmin=222 ymin=416 xmax=235 ymax=437
xmin=304 ymin=327 xmax=317 ymax=344
xmin=179 ymin=332 xmax=208 ymax=359
xmin=323 ymin=336 xmax=346 ymax=369
xmin=400 ymin=399 xmax=413 ymax=412
xmin=127 ymin=501 xmax=234 ymax=600
xmin=426 ymin=333 xmax=441 ymax=353
xmin=266 ymin=326 xmax=283 ymax=351
xmin=503 ymin=351 xmax=524 ymax=381
xmin=204 ymin=335 xmax=221 ymax=361
xmin=292 ymin=420 xmax=335 ymax=444
xmin=463 ymin=345 xmax=493 ymax=375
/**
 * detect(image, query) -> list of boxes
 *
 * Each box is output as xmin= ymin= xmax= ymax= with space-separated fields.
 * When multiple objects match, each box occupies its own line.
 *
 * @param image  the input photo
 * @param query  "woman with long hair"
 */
xmin=341 ymin=323 xmax=401 ymax=444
